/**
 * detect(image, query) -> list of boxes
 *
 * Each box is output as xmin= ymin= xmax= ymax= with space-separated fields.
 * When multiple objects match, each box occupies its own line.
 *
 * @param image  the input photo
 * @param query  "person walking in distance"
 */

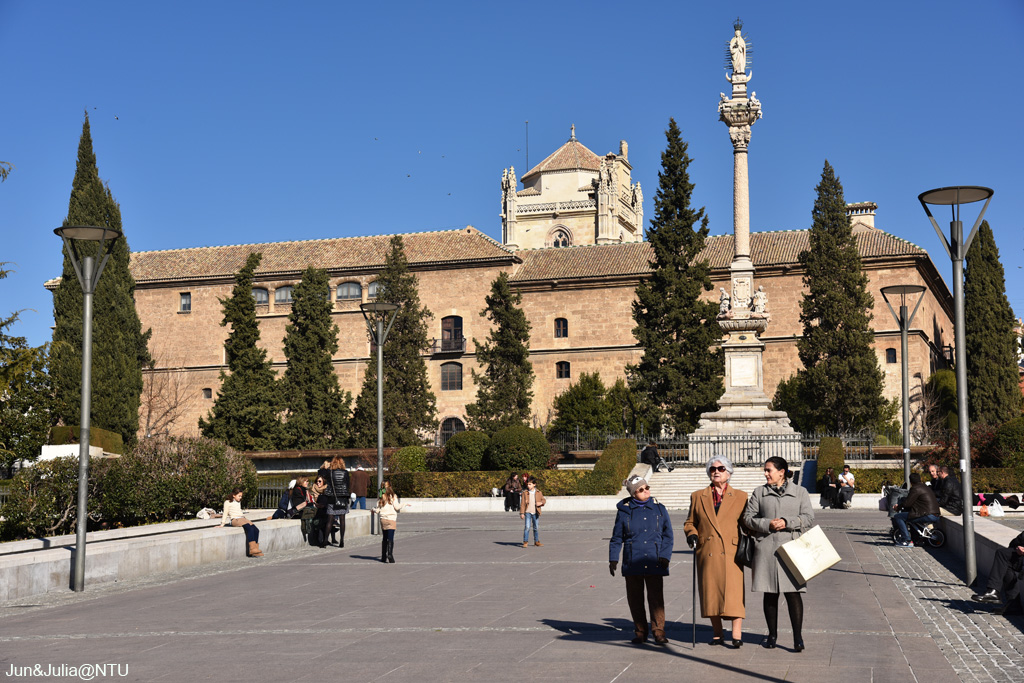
xmin=349 ymin=465 xmax=370 ymax=510
xmin=376 ymin=481 xmax=410 ymax=563
xmin=520 ymin=477 xmax=546 ymax=547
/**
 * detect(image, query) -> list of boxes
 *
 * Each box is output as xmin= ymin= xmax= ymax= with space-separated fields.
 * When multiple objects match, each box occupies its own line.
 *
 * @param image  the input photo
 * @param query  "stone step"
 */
xmin=647 ymin=468 xmax=768 ymax=510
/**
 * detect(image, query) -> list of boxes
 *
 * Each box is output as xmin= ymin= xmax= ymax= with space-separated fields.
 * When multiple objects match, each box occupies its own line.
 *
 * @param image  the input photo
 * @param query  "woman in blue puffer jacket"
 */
xmin=609 ymin=474 xmax=674 ymax=645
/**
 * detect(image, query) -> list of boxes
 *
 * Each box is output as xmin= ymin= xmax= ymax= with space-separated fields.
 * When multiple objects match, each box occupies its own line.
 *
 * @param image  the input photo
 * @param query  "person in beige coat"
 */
xmin=684 ymin=456 xmax=748 ymax=647
xmin=519 ymin=478 xmax=547 ymax=547
xmin=375 ymin=481 xmax=410 ymax=563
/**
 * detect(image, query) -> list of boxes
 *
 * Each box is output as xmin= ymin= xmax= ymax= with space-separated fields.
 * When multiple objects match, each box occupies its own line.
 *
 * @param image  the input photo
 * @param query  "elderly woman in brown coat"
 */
xmin=684 ymin=455 xmax=748 ymax=648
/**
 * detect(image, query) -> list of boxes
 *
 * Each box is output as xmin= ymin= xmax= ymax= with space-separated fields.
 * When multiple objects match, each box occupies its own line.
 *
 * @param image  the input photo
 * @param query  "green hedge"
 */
xmin=817 ymin=436 xmax=844 ymax=473
xmin=388 ymin=445 xmax=429 ymax=472
xmin=0 ymin=456 xmax=112 ymax=540
xmin=385 ymin=470 xmax=589 ymax=498
xmin=484 ymin=426 xmax=549 ymax=471
xmin=578 ymin=438 xmax=637 ymax=496
xmin=846 ymin=468 xmax=1024 ymax=494
xmin=443 ymin=431 xmax=489 ymax=472
xmin=49 ymin=425 xmax=124 ymax=455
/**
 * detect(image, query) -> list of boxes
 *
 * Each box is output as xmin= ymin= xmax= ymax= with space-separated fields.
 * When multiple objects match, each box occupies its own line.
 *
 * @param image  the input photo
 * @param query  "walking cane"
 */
xmin=691 ymin=539 xmax=697 ymax=648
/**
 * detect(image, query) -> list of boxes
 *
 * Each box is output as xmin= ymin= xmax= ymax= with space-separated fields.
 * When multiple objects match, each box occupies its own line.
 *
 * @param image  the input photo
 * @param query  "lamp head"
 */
xmin=54 ymin=225 xmax=123 ymax=242
xmin=918 ymin=186 xmax=992 ymax=208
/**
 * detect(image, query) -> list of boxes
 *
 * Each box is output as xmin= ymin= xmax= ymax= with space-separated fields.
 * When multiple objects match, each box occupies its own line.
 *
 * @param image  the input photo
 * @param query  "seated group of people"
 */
xmin=818 ymin=465 xmax=856 ymax=509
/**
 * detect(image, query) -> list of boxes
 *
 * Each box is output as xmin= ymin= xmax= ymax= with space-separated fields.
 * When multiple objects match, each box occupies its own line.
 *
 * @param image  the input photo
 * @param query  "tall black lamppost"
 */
xmin=918 ymin=186 xmax=993 ymax=587
xmin=879 ymin=285 xmax=925 ymax=488
xmin=359 ymin=301 xmax=400 ymax=535
xmin=54 ymin=225 xmax=122 ymax=592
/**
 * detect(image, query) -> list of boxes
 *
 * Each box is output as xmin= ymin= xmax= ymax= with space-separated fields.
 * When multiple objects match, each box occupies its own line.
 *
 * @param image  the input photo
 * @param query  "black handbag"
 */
xmin=736 ymin=532 xmax=754 ymax=568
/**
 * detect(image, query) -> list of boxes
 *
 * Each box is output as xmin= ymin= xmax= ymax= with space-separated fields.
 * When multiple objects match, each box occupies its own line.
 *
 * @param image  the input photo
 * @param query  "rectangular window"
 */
xmin=555 ymin=318 xmax=568 ymax=338
xmin=441 ymin=363 xmax=463 ymax=391
xmin=179 ymin=292 xmax=191 ymax=313
xmin=556 ymin=361 xmax=571 ymax=379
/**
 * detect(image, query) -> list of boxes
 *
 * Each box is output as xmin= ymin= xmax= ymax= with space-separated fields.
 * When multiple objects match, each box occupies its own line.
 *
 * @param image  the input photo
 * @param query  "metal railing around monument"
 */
xmin=655 ymin=433 xmax=804 ymax=468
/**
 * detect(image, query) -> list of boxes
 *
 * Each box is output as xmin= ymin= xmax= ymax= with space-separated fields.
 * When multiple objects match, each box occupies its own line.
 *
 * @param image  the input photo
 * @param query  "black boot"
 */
xmin=387 ymin=539 xmax=395 ymax=563
xmin=381 ymin=537 xmax=388 ymax=563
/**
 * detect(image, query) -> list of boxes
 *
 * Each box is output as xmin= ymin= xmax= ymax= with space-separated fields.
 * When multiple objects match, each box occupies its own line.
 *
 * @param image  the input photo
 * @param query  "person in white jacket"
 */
xmin=375 ymin=481 xmax=411 ymax=563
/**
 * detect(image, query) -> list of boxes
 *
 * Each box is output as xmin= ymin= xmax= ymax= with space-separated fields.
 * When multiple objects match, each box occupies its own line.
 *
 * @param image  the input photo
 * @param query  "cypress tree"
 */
xmin=549 ymin=372 xmax=620 ymax=434
xmin=281 ymin=267 xmax=352 ymax=448
xmin=51 ymin=113 xmax=151 ymax=446
xmin=964 ymin=221 xmax=1021 ymax=424
xmin=795 ymin=160 xmax=887 ymax=432
xmin=349 ymin=236 xmax=438 ymax=447
xmin=629 ymin=118 xmax=723 ymax=434
xmin=465 ymin=271 xmax=534 ymax=432
xmin=198 ymin=252 xmax=283 ymax=449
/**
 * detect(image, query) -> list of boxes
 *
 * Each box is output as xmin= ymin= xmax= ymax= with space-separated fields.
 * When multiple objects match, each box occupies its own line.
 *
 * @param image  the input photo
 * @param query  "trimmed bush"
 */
xmin=817 ymin=436 xmax=844 ymax=473
xmin=578 ymin=438 xmax=637 ymax=496
xmin=49 ymin=425 xmax=124 ymax=455
xmin=846 ymin=467 xmax=1023 ymax=494
xmin=484 ymin=426 xmax=550 ymax=471
xmin=0 ymin=456 xmax=112 ymax=541
xmin=992 ymin=417 xmax=1024 ymax=469
xmin=389 ymin=445 xmax=429 ymax=472
xmin=99 ymin=436 xmax=257 ymax=526
xmin=442 ymin=431 xmax=490 ymax=472
xmin=386 ymin=470 xmax=589 ymax=498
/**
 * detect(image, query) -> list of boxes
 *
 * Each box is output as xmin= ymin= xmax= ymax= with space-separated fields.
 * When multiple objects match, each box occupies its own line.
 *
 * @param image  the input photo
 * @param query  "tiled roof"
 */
xmin=511 ymin=229 xmax=927 ymax=282
xmin=127 ymin=227 xmax=515 ymax=283
xmin=521 ymin=138 xmax=602 ymax=180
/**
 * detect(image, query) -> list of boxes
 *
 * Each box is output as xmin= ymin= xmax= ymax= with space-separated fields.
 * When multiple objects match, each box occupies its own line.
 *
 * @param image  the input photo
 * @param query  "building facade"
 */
xmin=57 ymin=133 xmax=954 ymax=444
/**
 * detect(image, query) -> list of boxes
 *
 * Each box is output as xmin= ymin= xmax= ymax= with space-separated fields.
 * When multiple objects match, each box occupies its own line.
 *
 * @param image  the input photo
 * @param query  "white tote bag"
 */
xmin=777 ymin=525 xmax=842 ymax=585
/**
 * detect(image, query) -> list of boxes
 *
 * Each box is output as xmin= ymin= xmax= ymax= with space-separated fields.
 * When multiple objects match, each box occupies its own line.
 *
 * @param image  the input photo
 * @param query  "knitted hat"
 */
xmin=624 ymin=475 xmax=649 ymax=497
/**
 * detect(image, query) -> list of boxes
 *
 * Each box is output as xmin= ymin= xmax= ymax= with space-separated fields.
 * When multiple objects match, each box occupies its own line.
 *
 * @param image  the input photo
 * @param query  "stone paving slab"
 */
xmin=0 ymin=509 xmax=1021 ymax=682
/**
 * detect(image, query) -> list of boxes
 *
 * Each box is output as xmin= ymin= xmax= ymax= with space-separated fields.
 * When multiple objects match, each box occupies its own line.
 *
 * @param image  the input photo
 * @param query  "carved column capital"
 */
xmin=729 ymin=125 xmax=752 ymax=151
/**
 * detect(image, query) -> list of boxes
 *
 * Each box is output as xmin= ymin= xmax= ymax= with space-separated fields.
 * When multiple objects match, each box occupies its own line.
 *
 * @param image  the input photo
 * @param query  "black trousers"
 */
xmin=624 ymin=574 xmax=665 ymax=639
xmin=986 ymin=548 xmax=1023 ymax=600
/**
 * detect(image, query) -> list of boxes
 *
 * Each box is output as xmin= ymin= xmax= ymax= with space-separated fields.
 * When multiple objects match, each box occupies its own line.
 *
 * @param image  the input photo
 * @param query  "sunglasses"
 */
xmin=636 ymin=485 xmax=650 ymax=492
xmin=709 ymin=466 xmax=729 ymax=473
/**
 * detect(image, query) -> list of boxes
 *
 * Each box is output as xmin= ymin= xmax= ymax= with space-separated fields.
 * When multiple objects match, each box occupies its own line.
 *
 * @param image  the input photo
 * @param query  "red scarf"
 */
xmin=712 ymin=483 xmax=729 ymax=508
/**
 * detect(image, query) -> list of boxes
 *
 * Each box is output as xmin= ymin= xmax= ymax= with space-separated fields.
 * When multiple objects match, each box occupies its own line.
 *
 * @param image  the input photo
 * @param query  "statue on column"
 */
xmin=729 ymin=20 xmax=747 ymax=75
xmin=752 ymin=285 xmax=769 ymax=317
xmin=718 ymin=288 xmax=732 ymax=317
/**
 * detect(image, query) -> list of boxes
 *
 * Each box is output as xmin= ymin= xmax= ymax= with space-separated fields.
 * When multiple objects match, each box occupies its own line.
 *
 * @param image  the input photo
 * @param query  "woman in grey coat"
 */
xmin=742 ymin=456 xmax=814 ymax=652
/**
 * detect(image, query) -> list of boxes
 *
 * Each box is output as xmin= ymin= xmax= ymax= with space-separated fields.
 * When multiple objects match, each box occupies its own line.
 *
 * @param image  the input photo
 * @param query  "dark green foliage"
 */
xmin=350 ymin=236 xmax=438 ymax=447
xmin=770 ymin=374 xmax=813 ymax=433
xmin=442 ymin=430 xmax=490 ymax=471
xmin=964 ymin=222 xmax=1022 ymax=424
xmin=99 ymin=437 xmax=258 ymax=526
xmin=198 ymin=253 xmax=284 ymax=449
xmin=51 ymin=113 xmax=151 ymax=446
xmin=605 ymin=378 xmax=662 ymax=437
xmin=386 ymin=469 xmax=589 ymax=498
xmin=848 ymin=467 xmax=1023 ymax=494
xmin=483 ymin=425 xmax=550 ymax=471
xmin=991 ymin=416 xmax=1024 ymax=469
xmin=577 ymin=438 xmax=638 ymax=495
xmin=0 ymin=456 xmax=110 ymax=541
xmin=281 ymin=267 xmax=352 ymax=448
xmin=629 ymin=119 xmax=723 ymax=434
xmin=925 ymin=369 xmax=958 ymax=432
xmin=924 ymin=422 xmax=1002 ymax=469
xmin=465 ymin=272 xmax=534 ymax=432
xmin=49 ymin=425 xmax=124 ymax=455
xmin=549 ymin=372 xmax=622 ymax=434
xmin=794 ymin=161 xmax=887 ymax=432
xmin=388 ymin=445 xmax=429 ymax=472
xmin=816 ymin=436 xmax=845 ymax=473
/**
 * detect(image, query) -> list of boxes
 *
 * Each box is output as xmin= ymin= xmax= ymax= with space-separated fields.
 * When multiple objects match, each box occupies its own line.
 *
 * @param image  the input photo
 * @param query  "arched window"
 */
xmin=441 ymin=315 xmax=464 ymax=352
xmin=368 ymin=281 xmax=380 ymax=298
xmin=441 ymin=362 xmax=463 ymax=391
xmin=274 ymin=286 xmax=294 ymax=304
xmin=252 ymin=288 xmax=269 ymax=305
xmin=556 ymin=361 xmax=571 ymax=379
xmin=440 ymin=417 xmax=465 ymax=445
xmin=552 ymin=229 xmax=571 ymax=248
xmin=554 ymin=318 xmax=568 ymax=338
xmin=337 ymin=282 xmax=361 ymax=300
xmin=886 ymin=348 xmax=897 ymax=364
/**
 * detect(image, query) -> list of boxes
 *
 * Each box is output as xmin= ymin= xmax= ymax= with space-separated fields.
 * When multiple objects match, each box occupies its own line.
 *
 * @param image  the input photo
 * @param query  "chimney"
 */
xmin=619 ymin=140 xmax=628 ymax=161
xmin=846 ymin=201 xmax=877 ymax=230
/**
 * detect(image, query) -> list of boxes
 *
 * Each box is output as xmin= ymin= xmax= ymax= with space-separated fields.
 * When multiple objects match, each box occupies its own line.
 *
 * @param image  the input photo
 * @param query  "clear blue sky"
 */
xmin=2 ymin=0 xmax=1022 ymax=348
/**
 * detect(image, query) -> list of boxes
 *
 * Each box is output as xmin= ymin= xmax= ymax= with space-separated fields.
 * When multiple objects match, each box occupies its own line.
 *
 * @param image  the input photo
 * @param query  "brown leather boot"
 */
xmin=248 ymin=541 xmax=264 ymax=557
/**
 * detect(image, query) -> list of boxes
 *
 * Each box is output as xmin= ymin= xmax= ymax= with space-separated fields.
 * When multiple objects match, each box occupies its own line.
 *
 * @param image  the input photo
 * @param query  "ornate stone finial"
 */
xmin=570 ymin=124 xmax=576 ymax=141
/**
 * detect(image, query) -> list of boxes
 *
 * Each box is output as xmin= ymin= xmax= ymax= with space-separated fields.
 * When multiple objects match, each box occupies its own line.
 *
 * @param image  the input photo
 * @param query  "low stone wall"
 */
xmin=939 ymin=509 xmax=1023 ymax=582
xmin=0 ymin=511 xmax=372 ymax=603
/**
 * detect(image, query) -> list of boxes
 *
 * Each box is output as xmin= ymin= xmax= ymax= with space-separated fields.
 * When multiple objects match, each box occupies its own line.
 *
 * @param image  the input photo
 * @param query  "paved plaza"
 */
xmin=1 ymin=509 xmax=1022 ymax=682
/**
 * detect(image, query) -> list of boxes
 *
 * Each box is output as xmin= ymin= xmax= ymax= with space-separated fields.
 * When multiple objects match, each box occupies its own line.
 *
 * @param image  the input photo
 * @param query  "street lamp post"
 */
xmin=54 ymin=225 xmax=122 ymax=592
xmin=918 ymin=186 xmax=993 ymax=587
xmin=359 ymin=301 xmax=400 ymax=535
xmin=879 ymin=285 xmax=926 ymax=488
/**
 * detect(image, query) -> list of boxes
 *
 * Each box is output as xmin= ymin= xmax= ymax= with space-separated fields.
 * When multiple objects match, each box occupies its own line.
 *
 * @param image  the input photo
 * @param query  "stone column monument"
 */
xmin=691 ymin=19 xmax=800 ymax=461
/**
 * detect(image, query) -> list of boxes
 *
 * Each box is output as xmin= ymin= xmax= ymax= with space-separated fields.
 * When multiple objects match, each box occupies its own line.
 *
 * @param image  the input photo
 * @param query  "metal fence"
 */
xmin=254 ymin=479 xmax=288 ymax=509
xmin=0 ymin=483 xmax=9 ymax=509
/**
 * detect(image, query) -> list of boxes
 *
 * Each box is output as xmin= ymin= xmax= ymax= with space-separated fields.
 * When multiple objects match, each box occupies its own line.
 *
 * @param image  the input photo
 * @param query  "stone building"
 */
xmin=60 ymin=132 xmax=954 ymax=444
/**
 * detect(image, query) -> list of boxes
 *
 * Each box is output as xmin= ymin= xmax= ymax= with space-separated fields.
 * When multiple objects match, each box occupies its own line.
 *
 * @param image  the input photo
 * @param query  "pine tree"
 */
xmin=198 ymin=252 xmax=283 ymax=449
xmin=964 ymin=221 xmax=1022 ymax=424
xmin=548 ymin=372 xmax=621 ymax=434
xmin=51 ymin=113 xmax=151 ymax=446
xmin=629 ymin=118 xmax=723 ymax=434
xmin=281 ymin=267 xmax=352 ymax=448
xmin=795 ymin=160 xmax=887 ymax=432
xmin=465 ymin=271 xmax=534 ymax=432
xmin=349 ymin=236 xmax=438 ymax=447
